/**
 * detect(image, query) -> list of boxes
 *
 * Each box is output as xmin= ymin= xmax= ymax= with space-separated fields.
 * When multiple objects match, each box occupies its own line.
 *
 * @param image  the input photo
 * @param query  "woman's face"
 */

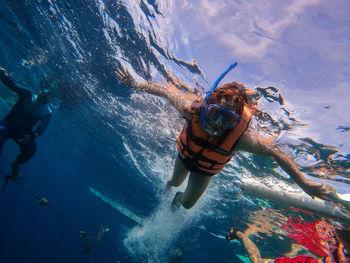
xmin=203 ymin=96 xmax=238 ymax=137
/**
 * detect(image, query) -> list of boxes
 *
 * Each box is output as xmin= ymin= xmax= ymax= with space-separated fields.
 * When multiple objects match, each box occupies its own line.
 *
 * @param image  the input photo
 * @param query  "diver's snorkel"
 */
xmin=203 ymin=61 xmax=238 ymax=104
xmin=201 ymin=61 xmax=238 ymax=134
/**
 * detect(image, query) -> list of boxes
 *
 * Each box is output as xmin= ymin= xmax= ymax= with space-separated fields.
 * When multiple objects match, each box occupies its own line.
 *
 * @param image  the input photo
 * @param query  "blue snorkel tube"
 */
xmin=203 ymin=61 xmax=238 ymax=104
xmin=201 ymin=61 xmax=238 ymax=126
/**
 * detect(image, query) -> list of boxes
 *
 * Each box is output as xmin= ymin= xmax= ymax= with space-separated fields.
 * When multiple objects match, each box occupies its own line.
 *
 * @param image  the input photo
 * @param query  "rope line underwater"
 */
xmin=0 ymin=170 xmax=128 ymax=262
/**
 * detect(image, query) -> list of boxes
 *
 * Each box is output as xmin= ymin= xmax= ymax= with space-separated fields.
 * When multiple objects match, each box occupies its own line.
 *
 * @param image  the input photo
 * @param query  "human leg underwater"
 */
xmin=166 ymin=155 xmax=213 ymax=209
xmin=180 ymin=172 xmax=212 ymax=209
xmin=166 ymin=155 xmax=189 ymax=190
xmin=0 ymin=122 xmax=9 ymax=156
xmin=0 ymin=137 xmax=6 ymax=156
xmin=11 ymin=139 xmax=36 ymax=177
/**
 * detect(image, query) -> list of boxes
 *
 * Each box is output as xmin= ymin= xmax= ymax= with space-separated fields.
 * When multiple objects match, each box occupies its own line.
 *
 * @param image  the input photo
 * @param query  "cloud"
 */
xmin=281 ymin=80 xmax=350 ymax=148
xmin=164 ymin=0 xmax=324 ymax=60
xmin=143 ymin=1 xmax=350 ymax=100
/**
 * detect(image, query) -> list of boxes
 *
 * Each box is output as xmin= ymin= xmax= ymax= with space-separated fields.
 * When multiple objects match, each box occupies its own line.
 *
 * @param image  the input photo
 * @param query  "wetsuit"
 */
xmin=0 ymin=73 xmax=51 ymax=166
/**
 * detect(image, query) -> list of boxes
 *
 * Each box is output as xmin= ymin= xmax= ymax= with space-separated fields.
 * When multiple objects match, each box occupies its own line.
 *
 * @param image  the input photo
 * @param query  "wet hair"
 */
xmin=205 ymin=82 xmax=248 ymax=115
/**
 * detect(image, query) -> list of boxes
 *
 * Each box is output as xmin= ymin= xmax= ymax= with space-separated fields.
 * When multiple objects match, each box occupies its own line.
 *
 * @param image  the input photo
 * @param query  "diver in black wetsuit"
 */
xmin=0 ymin=67 xmax=52 ymax=178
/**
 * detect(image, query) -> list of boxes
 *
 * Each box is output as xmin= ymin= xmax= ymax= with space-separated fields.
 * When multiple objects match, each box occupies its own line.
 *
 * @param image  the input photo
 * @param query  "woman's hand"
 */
xmin=115 ymin=67 xmax=137 ymax=89
xmin=116 ymin=66 xmax=194 ymax=114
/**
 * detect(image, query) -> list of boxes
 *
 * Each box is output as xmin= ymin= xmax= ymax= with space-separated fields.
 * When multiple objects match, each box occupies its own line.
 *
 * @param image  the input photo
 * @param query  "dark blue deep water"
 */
xmin=1 ymin=1 xmax=349 ymax=263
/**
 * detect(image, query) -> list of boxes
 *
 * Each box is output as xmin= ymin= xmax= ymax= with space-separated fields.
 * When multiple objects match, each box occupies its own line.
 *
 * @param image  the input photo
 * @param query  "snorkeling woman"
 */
xmin=116 ymin=64 xmax=340 ymax=210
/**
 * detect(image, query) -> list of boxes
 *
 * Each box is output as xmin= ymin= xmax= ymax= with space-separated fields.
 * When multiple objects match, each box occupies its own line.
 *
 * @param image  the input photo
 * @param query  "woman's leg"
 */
xmin=166 ymin=156 xmax=189 ymax=190
xmin=180 ymin=172 xmax=213 ymax=209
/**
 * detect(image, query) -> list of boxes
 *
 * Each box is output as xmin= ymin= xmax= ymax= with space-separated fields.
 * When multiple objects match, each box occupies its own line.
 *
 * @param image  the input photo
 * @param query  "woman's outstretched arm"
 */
xmin=235 ymin=131 xmax=337 ymax=201
xmin=116 ymin=67 xmax=197 ymax=116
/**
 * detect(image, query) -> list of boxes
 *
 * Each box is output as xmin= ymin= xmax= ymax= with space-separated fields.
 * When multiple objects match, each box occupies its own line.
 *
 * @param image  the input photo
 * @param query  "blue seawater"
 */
xmin=0 ymin=1 xmax=349 ymax=263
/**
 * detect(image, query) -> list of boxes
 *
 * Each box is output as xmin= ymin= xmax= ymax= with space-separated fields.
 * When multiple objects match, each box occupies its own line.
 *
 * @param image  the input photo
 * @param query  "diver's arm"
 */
xmin=236 ymin=231 xmax=263 ymax=263
xmin=236 ymin=132 xmax=334 ymax=201
xmin=136 ymin=81 xmax=193 ymax=114
xmin=33 ymin=113 xmax=51 ymax=137
xmin=116 ymin=68 xmax=192 ymax=114
xmin=18 ymin=114 xmax=51 ymax=143
xmin=0 ymin=67 xmax=29 ymax=96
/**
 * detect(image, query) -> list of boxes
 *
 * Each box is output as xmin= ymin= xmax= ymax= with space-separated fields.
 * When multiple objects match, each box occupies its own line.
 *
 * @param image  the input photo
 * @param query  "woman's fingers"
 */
xmin=115 ymin=67 xmax=136 ymax=89
xmin=115 ymin=68 xmax=125 ymax=79
xmin=115 ymin=67 xmax=131 ymax=80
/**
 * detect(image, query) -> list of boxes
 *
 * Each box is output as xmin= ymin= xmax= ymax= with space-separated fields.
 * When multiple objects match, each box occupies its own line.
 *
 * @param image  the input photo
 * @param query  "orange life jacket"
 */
xmin=176 ymin=103 xmax=252 ymax=175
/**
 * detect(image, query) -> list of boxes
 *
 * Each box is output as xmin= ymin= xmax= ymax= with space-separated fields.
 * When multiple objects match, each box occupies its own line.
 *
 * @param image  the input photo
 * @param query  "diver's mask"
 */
xmin=200 ymin=60 xmax=240 ymax=137
xmin=201 ymin=104 xmax=241 ymax=136
xmin=36 ymin=89 xmax=50 ymax=103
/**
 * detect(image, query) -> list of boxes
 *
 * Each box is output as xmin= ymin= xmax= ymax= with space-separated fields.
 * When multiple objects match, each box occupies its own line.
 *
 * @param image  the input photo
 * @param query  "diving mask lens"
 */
xmin=205 ymin=104 xmax=240 ymax=129
xmin=39 ymin=89 xmax=49 ymax=97
xmin=205 ymin=105 xmax=222 ymax=120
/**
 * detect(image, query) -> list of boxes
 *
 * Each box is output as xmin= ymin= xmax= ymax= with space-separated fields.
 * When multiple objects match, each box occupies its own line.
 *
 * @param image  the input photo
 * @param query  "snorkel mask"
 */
xmin=36 ymin=88 xmax=50 ymax=103
xmin=203 ymin=104 xmax=241 ymax=129
xmin=201 ymin=62 xmax=239 ymax=135
xmin=39 ymin=88 xmax=49 ymax=96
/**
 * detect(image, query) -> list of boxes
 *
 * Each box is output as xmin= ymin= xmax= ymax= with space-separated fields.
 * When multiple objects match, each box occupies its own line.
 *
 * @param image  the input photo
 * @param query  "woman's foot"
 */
xmin=171 ymin=191 xmax=183 ymax=211
xmin=164 ymin=179 xmax=172 ymax=192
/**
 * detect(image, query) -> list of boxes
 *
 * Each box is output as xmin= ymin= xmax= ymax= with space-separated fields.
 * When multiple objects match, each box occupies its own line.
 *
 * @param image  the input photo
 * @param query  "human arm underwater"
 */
xmin=0 ymin=67 xmax=31 ymax=96
xmin=34 ymin=113 xmax=51 ymax=137
xmin=115 ymin=67 xmax=196 ymax=116
xmin=16 ymin=110 xmax=51 ymax=144
xmin=235 ymin=131 xmax=337 ymax=201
